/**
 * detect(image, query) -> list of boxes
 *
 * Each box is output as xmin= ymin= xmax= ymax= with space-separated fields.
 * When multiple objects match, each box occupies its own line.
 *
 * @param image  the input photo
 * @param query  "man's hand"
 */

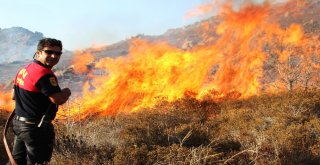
xmin=61 ymin=88 xmax=71 ymax=97
xmin=49 ymin=88 xmax=71 ymax=105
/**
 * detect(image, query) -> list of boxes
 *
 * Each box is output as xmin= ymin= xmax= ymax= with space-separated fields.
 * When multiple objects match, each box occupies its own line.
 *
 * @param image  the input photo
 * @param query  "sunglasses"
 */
xmin=42 ymin=50 xmax=62 ymax=56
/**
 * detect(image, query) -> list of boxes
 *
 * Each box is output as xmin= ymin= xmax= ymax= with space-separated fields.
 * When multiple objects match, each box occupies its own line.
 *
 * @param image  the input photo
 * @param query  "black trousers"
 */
xmin=12 ymin=119 xmax=55 ymax=165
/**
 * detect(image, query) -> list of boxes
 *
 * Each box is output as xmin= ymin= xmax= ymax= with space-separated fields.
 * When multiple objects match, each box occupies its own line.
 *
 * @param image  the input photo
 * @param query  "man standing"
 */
xmin=12 ymin=38 xmax=71 ymax=164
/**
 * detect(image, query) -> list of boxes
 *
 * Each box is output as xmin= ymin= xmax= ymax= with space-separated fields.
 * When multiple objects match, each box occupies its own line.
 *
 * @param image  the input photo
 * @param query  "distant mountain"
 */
xmin=0 ymin=27 xmax=43 ymax=63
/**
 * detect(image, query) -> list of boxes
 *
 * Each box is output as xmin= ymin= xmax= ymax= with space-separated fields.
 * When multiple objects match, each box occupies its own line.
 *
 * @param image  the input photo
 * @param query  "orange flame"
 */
xmin=0 ymin=85 xmax=14 ymax=112
xmin=72 ymin=50 xmax=96 ymax=74
xmin=64 ymin=1 xmax=320 ymax=118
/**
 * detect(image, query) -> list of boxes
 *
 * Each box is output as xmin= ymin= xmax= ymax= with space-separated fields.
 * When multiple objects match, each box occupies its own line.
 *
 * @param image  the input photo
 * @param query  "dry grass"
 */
xmin=2 ymin=90 xmax=320 ymax=164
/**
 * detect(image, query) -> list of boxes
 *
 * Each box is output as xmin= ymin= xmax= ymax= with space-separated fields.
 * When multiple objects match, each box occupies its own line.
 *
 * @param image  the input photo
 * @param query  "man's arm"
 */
xmin=36 ymin=74 xmax=71 ymax=105
xmin=48 ymin=88 xmax=71 ymax=105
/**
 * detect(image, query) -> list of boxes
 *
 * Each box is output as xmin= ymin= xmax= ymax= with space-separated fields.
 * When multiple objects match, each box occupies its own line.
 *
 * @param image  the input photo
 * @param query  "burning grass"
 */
xmin=57 ymin=0 xmax=320 ymax=119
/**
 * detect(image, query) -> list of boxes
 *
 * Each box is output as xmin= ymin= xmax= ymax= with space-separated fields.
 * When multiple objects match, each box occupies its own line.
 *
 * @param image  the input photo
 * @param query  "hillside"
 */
xmin=1 ymin=1 xmax=319 ymax=63
xmin=95 ymin=1 xmax=320 ymax=59
xmin=55 ymin=0 xmax=320 ymax=99
xmin=0 ymin=27 xmax=43 ymax=63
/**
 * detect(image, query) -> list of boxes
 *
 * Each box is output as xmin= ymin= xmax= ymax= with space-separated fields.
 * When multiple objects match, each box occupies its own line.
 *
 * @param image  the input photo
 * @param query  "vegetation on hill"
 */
xmin=44 ymin=90 xmax=320 ymax=164
xmin=3 ymin=90 xmax=320 ymax=164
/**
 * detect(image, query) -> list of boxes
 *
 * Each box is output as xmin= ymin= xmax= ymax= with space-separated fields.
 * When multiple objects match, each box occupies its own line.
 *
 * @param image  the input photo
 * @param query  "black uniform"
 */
xmin=12 ymin=60 xmax=61 ymax=164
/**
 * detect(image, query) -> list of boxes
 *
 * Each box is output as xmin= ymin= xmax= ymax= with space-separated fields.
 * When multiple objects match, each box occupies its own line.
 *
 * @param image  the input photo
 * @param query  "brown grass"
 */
xmin=2 ymin=90 xmax=320 ymax=164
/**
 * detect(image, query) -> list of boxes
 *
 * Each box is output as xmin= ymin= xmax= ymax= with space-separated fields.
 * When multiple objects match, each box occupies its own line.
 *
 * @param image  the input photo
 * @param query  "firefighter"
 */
xmin=11 ymin=38 xmax=71 ymax=164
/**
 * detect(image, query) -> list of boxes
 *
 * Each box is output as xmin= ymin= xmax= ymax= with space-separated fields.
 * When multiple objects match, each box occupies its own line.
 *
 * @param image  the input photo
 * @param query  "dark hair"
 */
xmin=37 ymin=38 xmax=63 ymax=51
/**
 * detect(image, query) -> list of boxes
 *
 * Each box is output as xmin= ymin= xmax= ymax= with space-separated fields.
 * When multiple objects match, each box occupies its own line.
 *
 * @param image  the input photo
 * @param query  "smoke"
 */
xmin=184 ymin=0 xmax=289 ymax=19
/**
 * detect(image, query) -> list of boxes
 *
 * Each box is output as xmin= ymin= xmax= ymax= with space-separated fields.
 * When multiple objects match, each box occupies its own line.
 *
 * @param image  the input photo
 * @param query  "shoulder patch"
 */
xmin=49 ymin=77 xmax=58 ymax=86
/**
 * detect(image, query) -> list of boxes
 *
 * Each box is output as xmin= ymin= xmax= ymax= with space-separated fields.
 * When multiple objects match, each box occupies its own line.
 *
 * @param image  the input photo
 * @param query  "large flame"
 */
xmin=63 ymin=0 xmax=320 ymax=118
xmin=1 ymin=1 xmax=319 ymax=118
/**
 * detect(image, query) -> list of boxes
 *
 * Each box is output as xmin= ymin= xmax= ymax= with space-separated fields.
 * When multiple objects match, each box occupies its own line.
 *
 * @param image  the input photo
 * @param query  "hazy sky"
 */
xmin=0 ymin=0 xmax=209 ymax=50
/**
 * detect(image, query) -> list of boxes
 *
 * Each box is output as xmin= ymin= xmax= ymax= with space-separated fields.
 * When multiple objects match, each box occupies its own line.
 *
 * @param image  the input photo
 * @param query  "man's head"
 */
xmin=35 ymin=38 xmax=63 ymax=68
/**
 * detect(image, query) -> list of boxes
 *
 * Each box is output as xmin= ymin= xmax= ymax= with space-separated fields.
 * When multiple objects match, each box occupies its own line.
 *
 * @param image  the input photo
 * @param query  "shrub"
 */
xmin=49 ymin=90 xmax=320 ymax=164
